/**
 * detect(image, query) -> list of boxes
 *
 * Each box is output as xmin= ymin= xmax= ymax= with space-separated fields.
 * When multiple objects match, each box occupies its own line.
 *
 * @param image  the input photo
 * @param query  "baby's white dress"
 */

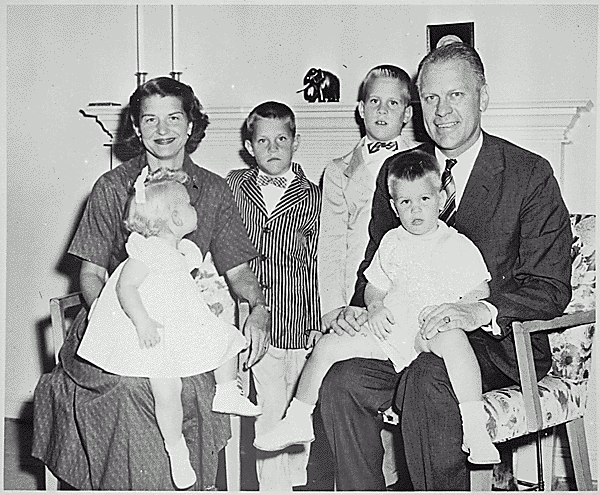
xmin=77 ymin=232 xmax=247 ymax=378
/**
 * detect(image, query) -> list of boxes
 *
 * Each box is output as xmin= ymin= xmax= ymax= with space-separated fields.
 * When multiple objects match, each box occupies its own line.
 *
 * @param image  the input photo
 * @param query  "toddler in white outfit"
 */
xmin=254 ymin=150 xmax=500 ymax=466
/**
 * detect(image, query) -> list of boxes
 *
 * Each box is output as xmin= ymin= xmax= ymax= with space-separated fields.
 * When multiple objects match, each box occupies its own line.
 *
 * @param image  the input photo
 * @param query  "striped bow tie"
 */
xmin=257 ymin=174 xmax=287 ymax=188
xmin=367 ymin=141 xmax=399 ymax=154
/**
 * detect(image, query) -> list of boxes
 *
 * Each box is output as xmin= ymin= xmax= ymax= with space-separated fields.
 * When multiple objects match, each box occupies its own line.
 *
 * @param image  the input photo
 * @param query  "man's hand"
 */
xmin=242 ymin=304 xmax=271 ymax=370
xmin=330 ymin=306 xmax=368 ymax=336
xmin=321 ymin=307 xmax=344 ymax=333
xmin=367 ymin=302 xmax=395 ymax=340
xmin=418 ymin=302 xmax=491 ymax=340
xmin=305 ymin=330 xmax=323 ymax=350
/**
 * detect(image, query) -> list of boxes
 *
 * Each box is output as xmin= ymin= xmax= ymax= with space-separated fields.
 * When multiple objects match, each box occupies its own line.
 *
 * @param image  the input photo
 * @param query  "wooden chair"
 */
xmin=45 ymin=292 xmax=250 ymax=491
xmin=471 ymin=311 xmax=595 ymax=491
xmin=44 ymin=292 xmax=86 ymax=490
xmin=472 ymin=213 xmax=596 ymax=491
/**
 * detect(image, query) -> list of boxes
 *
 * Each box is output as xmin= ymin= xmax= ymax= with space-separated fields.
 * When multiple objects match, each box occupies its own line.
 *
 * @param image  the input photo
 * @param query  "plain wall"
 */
xmin=4 ymin=2 xmax=597 ymax=478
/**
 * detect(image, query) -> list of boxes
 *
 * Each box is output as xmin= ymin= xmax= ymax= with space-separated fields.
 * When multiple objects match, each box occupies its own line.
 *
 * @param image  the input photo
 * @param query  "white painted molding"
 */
xmin=80 ymin=100 xmax=593 ymax=141
xmin=80 ymin=100 xmax=593 ymax=184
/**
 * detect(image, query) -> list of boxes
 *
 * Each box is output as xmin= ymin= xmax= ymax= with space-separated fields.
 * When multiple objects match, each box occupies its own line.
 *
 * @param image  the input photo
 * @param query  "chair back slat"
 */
xmin=49 ymin=292 xmax=84 ymax=364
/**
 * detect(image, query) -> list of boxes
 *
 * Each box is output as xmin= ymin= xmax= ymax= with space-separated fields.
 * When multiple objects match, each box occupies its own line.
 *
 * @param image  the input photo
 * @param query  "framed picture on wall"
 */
xmin=427 ymin=22 xmax=474 ymax=52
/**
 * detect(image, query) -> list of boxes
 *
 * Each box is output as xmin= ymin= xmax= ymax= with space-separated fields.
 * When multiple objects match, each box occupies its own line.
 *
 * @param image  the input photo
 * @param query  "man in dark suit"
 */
xmin=318 ymin=42 xmax=572 ymax=491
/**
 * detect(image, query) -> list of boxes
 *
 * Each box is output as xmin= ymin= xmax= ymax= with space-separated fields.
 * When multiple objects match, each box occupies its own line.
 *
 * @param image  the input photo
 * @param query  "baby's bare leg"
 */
xmin=213 ymin=356 xmax=236 ymax=384
xmin=425 ymin=329 xmax=481 ymax=403
xmin=419 ymin=330 xmax=500 ymax=464
xmin=150 ymin=377 xmax=197 ymax=488
xmin=253 ymin=328 xmax=389 ymax=452
xmin=296 ymin=328 xmax=389 ymax=405
xmin=150 ymin=377 xmax=183 ymax=446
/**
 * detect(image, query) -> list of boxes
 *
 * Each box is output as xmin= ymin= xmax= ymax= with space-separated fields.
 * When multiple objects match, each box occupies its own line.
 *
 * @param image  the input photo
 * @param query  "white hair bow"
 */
xmin=134 ymin=166 xmax=149 ymax=204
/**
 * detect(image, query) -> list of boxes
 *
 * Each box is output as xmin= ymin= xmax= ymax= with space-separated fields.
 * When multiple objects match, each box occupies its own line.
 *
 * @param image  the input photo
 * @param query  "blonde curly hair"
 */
xmin=124 ymin=168 xmax=190 ymax=237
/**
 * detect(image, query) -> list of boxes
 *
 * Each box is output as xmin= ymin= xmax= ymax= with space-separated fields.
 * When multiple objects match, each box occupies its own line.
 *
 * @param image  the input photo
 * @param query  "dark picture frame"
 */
xmin=427 ymin=22 xmax=475 ymax=52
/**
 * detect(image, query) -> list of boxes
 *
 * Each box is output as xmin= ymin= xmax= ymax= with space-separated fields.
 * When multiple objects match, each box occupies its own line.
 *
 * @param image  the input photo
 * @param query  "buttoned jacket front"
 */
xmin=227 ymin=163 xmax=321 ymax=349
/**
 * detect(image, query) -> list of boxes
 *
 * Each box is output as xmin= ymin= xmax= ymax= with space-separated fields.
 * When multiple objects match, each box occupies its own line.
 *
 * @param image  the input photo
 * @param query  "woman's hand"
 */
xmin=135 ymin=317 xmax=163 ymax=349
xmin=243 ymin=304 xmax=271 ymax=369
xmin=367 ymin=303 xmax=395 ymax=340
xmin=224 ymin=262 xmax=272 ymax=369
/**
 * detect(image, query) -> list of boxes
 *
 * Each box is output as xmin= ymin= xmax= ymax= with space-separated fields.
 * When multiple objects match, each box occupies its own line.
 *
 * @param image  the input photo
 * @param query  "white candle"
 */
xmin=136 ymin=5 xmax=145 ymax=73
xmin=171 ymin=4 xmax=179 ymax=72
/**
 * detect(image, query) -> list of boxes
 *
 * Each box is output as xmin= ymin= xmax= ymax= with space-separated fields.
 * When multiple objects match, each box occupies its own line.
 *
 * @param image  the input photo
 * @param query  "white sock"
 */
xmin=458 ymin=400 xmax=488 ymax=428
xmin=286 ymin=398 xmax=315 ymax=420
xmin=215 ymin=379 xmax=238 ymax=396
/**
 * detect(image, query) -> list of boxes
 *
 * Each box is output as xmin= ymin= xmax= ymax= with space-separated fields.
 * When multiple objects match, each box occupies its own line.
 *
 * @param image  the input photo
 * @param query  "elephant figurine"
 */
xmin=297 ymin=68 xmax=340 ymax=103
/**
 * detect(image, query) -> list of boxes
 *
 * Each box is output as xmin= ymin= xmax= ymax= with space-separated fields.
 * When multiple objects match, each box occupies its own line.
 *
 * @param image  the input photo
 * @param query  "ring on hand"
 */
xmin=443 ymin=316 xmax=451 ymax=324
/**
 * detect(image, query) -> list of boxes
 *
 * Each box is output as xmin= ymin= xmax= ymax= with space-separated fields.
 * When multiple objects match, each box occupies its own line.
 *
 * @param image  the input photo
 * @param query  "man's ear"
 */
xmin=389 ymin=198 xmax=399 ymax=217
xmin=171 ymin=208 xmax=184 ymax=227
xmin=244 ymin=140 xmax=255 ymax=158
xmin=292 ymin=134 xmax=300 ymax=154
xmin=479 ymin=84 xmax=490 ymax=113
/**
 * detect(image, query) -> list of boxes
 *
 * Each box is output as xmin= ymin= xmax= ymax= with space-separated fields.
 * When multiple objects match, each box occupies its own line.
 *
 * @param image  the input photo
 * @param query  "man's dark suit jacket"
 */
xmin=351 ymin=132 xmax=572 ymax=382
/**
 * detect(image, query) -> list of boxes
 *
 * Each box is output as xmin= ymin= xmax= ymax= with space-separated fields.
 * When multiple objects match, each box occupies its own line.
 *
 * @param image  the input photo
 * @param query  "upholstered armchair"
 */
xmin=473 ymin=213 xmax=596 ymax=491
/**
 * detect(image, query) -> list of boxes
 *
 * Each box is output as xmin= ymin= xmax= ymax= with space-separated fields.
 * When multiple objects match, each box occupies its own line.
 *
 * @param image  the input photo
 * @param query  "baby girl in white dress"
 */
xmin=78 ymin=168 xmax=260 ymax=489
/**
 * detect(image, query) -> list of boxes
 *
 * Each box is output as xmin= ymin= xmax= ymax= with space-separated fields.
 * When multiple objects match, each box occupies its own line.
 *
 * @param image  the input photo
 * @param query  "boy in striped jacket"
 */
xmin=226 ymin=101 xmax=321 ymax=491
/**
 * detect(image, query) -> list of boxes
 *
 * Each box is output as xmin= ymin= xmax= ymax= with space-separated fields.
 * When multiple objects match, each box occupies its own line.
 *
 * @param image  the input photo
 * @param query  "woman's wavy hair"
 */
xmin=124 ymin=77 xmax=210 ymax=155
xmin=123 ymin=169 xmax=190 ymax=238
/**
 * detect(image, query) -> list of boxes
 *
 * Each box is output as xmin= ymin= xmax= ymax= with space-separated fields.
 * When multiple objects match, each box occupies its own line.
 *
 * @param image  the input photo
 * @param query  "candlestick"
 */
xmin=136 ymin=5 xmax=145 ymax=74
xmin=136 ymin=72 xmax=147 ymax=87
xmin=171 ymin=4 xmax=179 ymax=74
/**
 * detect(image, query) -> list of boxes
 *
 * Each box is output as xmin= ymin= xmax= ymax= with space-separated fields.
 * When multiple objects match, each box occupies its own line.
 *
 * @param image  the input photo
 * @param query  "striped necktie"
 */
xmin=439 ymin=159 xmax=457 ymax=227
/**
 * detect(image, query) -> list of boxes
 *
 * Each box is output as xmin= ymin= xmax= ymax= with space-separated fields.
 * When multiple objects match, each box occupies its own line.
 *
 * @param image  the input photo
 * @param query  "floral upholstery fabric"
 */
xmin=483 ymin=214 xmax=595 ymax=444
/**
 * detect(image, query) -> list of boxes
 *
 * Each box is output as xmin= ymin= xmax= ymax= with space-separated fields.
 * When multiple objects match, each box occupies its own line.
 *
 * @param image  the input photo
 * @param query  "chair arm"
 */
xmin=512 ymin=310 xmax=596 ymax=433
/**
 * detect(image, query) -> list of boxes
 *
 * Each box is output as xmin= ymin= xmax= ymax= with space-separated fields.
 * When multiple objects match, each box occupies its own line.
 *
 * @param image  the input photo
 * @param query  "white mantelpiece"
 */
xmin=80 ymin=100 xmax=593 ymax=184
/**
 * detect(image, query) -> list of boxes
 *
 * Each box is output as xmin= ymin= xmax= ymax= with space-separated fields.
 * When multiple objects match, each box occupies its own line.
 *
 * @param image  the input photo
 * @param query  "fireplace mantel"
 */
xmin=81 ymin=100 xmax=592 ymax=184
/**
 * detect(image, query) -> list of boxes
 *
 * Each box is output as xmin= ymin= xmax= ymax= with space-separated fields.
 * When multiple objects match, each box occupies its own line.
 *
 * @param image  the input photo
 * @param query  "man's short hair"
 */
xmin=358 ymin=65 xmax=412 ymax=104
xmin=245 ymin=101 xmax=296 ymax=140
xmin=387 ymin=150 xmax=442 ymax=193
xmin=416 ymin=42 xmax=486 ymax=91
